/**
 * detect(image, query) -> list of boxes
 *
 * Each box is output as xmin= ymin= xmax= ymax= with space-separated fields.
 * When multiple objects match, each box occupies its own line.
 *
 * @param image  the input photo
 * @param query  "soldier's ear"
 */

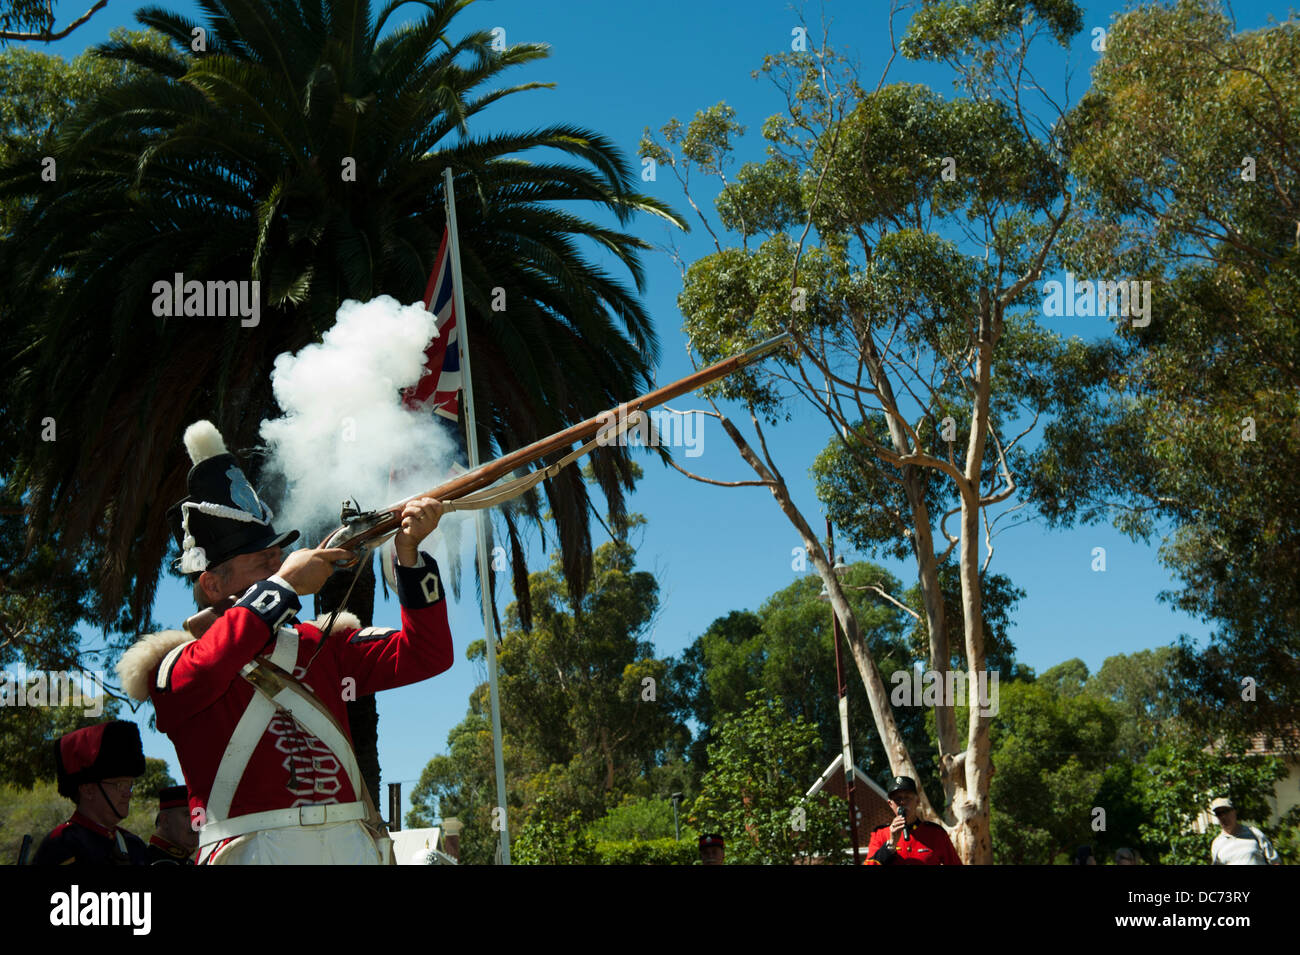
xmin=198 ymin=569 xmax=224 ymax=604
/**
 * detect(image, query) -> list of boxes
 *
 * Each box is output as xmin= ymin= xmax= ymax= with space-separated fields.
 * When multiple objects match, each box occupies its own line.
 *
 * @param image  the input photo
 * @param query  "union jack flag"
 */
xmin=404 ymin=227 xmax=462 ymax=421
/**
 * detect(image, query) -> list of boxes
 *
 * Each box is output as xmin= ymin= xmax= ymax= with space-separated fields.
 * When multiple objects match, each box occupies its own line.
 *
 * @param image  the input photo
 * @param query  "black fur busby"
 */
xmin=55 ymin=721 xmax=146 ymax=799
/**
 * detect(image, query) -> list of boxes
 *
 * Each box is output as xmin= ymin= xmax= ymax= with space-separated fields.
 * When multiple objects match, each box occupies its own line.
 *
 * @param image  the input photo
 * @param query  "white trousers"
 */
xmin=205 ymin=820 xmax=386 ymax=865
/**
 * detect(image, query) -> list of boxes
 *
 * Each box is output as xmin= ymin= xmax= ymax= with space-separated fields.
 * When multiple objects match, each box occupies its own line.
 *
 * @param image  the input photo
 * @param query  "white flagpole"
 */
xmin=443 ymin=166 xmax=511 ymax=864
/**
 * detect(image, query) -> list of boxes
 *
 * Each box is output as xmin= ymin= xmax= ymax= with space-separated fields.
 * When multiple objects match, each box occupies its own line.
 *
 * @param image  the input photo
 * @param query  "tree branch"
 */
xmin=855 ymin=582 xmax=922 ymax=622
xmin=662 ymin=454 xmax=772 ymax=488
xmin=0 ymin=0 xmax=107 ymax=42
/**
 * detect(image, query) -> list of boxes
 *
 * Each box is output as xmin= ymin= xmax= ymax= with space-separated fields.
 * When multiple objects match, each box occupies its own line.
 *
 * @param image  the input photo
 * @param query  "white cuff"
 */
xmin=267 ymin=574 xmax=296 ymax=593
xmin=395 ymin=550 xmax=426 ymax=569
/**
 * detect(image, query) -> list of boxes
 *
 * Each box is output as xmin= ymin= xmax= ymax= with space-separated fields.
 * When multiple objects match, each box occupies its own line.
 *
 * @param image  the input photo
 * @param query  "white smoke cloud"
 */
xmin=258 ymin=295 xmax=463 ymax=546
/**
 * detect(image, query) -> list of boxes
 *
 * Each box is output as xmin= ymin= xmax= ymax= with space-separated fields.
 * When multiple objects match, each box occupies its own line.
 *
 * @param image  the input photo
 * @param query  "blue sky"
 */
xmin=43 ymin=0 xmax=1285 ymax=812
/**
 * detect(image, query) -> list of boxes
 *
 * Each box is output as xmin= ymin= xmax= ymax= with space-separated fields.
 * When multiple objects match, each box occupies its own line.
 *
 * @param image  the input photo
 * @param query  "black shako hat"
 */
xmin=158 ymin=785 xmax=189 ymax=811
xmin=887 ymin=775 xmax=918 ymax=799
xmin=166 ymin=420 xmax=299 ymax=575
xmin=55 ymin=721 xmax=146 ymax=800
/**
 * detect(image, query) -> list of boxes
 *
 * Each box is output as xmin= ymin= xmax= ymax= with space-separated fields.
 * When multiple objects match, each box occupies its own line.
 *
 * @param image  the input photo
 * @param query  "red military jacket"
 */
xmin=149 ymin=553 xmax=452 ymax=827
xmin=863 ymin=819 xmax=962 ymax=865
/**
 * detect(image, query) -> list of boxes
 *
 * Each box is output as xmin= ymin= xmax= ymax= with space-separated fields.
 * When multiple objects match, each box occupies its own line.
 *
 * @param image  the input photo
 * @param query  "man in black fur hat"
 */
xmin=33 ymin=720 xmax=151 ymax=865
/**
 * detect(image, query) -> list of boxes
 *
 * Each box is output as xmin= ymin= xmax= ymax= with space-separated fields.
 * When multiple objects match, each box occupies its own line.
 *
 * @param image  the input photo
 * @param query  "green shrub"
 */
xmin=595 ymin=837 xmax=697 ymax=865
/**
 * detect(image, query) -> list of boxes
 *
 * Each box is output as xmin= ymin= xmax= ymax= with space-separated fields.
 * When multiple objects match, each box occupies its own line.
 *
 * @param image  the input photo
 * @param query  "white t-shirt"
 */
xmin=1211 ymin=825 xmax=1279 ymax=865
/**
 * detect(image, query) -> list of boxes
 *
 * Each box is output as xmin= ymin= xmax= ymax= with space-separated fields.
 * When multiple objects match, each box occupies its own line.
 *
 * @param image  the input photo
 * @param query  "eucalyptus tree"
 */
xmin=1038 ymin=0 xmax=1300 ymax=739
xmin=0 ymin=0 xmax=109 ymax=43
xmin=641 ymin=3 xmax=1114 ymax=862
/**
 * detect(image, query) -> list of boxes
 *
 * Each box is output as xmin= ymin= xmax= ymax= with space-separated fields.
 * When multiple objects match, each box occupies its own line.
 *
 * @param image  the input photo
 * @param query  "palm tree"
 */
xmin=0 ymin=0 xmax=683 ymax=633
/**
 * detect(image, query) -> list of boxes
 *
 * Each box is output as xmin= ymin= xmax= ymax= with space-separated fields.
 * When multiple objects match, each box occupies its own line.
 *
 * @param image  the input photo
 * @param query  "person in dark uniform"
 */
xmin=698 ymin=833 xmax=725 ymax=865
xmin=148 ymin=785 xmax=197 ymax=864
xmin=863 ymin=775 xmax=962 ymax=865
xmin=33 ymin=720 xmax=150 ymax=865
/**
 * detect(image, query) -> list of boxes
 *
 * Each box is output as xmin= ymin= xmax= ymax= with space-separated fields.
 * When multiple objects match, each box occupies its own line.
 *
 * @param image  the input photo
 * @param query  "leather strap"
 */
xmin=441 ymin=420 xmax=639 ymax=514
xmin=267 ymin=627 xmax=299 ymax=672
xmin=240 ymin=663 xmax=365 ymax=811
xmin=205 ymin=626 xmax=298 ymax=823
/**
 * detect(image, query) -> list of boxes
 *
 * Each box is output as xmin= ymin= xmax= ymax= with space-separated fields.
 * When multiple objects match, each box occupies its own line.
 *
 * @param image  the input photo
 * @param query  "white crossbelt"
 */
xmin=199 ymin=626 xmax=369 ymax=851
xmin=198 ymin=801 xmax=369 ymax=845
xmin=203 ymin=626 xmax=299 ymax=827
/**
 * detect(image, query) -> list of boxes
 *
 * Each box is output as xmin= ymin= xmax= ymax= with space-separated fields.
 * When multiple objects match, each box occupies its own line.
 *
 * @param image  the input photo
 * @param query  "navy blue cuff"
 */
xmin=234 ymin=578 xmax=300 ymax=632
xmin=871 ymin=844 xmax=897 ymax=864
xmin=394 ymin=553 xmax=444 ymax=608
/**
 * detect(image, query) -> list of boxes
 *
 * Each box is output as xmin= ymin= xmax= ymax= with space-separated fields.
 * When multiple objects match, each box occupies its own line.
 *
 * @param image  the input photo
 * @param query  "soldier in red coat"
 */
xmin=863 ymin=775 xmax=962 ymax=866
xmin=118 ymin=421 xmax=454 ymax=865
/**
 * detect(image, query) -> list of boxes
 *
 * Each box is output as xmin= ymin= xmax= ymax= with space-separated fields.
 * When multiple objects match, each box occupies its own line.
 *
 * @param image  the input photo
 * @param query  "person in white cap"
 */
xmin=1209 ymin=796 xmax=1280 ymax=865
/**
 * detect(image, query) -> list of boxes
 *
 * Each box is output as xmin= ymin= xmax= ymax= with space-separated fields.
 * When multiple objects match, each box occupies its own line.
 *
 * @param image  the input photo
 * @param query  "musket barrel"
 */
xmin=321 ymin=332 xmax=792 ymax=548
xmin=429 ymin=332 xmax=791 ymax=502
xmin=737 ymin=332 xmax=793 ymax=363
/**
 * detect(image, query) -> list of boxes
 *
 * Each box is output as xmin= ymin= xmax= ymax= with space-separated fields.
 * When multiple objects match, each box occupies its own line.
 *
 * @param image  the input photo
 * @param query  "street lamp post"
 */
xmin=821 ymin=518 xmax=861 ymax=864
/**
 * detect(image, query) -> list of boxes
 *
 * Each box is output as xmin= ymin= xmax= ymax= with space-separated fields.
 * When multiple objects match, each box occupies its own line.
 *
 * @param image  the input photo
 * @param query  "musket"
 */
xmin=318 ymin=331 xmax=792 ymax=554
xmin=183 ymin=333 xmax=790 ymax=637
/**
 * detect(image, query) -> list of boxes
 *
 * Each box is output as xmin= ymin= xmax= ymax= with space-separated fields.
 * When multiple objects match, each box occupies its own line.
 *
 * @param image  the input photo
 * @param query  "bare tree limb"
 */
xmin=0 ymin=0 xmax=107 ymax=42
xmin=662 ymin=454 xmax=772 ymax=489
xmin=855 ymin=582 xmax=922 ymax=621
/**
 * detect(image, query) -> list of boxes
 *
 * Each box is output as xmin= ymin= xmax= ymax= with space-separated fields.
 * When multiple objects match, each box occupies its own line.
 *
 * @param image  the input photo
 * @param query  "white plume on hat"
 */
xmin=183 ymin=420 xmax=228 ymax=466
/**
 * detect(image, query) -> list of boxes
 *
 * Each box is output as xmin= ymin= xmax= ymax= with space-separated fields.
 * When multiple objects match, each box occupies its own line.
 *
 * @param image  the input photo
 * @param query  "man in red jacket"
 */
xmin=863 ymin=775 xmax=962 ymax=866
xmin=118 ymin=421 xmax=454 ymax=864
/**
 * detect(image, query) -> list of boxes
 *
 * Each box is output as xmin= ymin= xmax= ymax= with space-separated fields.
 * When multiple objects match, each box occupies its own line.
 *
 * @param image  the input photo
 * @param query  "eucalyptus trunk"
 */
xmin=715 ymin=415 xmax=940 ymax=822
xmin=855 ymin=315 xmax=961 ymax=810
xmin=949 ymin=290 xmax=998 ymax=866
